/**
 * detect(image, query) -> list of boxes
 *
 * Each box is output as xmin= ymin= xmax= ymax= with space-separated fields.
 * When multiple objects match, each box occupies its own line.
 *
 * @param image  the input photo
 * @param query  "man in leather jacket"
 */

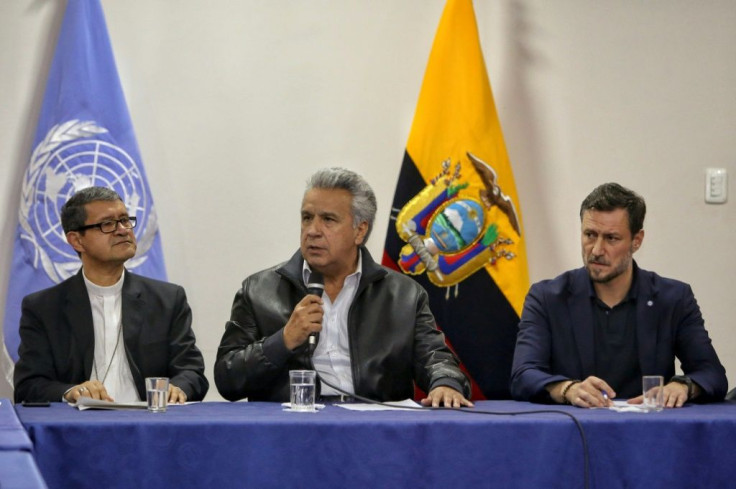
xmin=215 ymin=168 xmax=472 ymax=407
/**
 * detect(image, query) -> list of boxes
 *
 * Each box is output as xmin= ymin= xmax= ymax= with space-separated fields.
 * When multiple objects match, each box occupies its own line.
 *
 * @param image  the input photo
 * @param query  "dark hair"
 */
xmin=305 ymin=167 xmax=377 ymax=243
xmin=579 ymin=183 xmax=646 ymax=235
xmin=61 ymin=186 xmax=123 ymax=233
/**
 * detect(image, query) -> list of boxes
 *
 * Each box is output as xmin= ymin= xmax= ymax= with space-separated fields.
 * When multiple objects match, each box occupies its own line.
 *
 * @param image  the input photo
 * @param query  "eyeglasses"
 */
xmin=74 ymin=216 xmax=137 ymax=234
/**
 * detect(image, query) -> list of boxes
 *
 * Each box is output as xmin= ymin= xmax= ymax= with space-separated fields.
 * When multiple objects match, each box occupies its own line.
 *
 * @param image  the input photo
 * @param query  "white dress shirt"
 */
xmin=303 ymin=253 xmax=362 ymax=396
xmin=83 ymin=270 xmax=139 ymax=402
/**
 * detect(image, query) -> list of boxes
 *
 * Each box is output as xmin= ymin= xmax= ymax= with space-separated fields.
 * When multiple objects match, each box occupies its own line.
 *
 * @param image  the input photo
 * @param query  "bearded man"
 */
xmin=510 ymin=183 xmax=727 ymax=408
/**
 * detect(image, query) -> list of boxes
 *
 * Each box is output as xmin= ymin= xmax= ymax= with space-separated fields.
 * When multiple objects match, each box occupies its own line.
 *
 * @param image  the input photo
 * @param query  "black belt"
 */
xmin=319 ymin=394 xmax=355 ymax=403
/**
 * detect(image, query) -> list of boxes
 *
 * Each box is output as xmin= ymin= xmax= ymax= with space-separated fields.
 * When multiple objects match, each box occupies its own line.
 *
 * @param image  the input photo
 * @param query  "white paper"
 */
xmin=335 ymin=399 xmax=423 ymax=411
xmin=281 ymin=402 xmax=325 ymax=412
xmin=606 ymin=400 xmax=650 ymax=413
xmin=71 ymin=398 xmax=198 ymax=410
xmin=71 ymin=397 xmax=148 ymax=411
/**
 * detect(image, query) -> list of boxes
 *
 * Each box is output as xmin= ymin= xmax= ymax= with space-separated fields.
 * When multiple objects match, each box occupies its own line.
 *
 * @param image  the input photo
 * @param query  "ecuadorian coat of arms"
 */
xmin=395 ymin=152 xmax=521 ymax=288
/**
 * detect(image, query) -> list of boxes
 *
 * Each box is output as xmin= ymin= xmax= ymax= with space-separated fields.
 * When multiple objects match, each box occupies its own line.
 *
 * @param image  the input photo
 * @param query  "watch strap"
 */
xmin=670 ymin=375 xmax=693 ymax=399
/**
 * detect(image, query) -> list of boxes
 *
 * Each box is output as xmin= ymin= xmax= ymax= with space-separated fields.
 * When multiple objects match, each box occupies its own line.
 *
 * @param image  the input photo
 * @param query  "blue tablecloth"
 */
xmin=16 ymin=400 xmax=736 ymax=489
xmin=0 ymin=399 xmax=33 ymax=452
xmin=0 ymin=452 xmax=48 ymax=489
xmin=0 ymin=399 xmax=47 ymax=488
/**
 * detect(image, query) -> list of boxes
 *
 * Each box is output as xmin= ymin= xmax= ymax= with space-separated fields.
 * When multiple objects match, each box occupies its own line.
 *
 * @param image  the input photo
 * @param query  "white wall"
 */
xmin=0 ymin=0 xmax=733 ymax=401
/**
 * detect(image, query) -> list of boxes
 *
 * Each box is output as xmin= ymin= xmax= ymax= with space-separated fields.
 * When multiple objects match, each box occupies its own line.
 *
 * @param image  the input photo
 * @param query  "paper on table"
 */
xmin=281 ymin=403 xmax=326 ymax=411
xmin=607 ymin=400 xmax=650 ymax=413
xmin=335 ymin=399 xmax=423 ymax=411
xmin=71 ymin=398 xmax=198 ymax=410
xmin=71 ymin=397 xmax=147 ymax=411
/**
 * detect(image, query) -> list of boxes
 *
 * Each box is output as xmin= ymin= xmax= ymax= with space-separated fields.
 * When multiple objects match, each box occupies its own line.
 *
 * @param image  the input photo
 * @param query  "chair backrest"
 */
xmin=726 ymin=388 xmax=736 ymax=401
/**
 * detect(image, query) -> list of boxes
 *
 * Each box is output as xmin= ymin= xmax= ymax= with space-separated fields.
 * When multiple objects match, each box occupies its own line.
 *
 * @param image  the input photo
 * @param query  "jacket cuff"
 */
xmin=262 ymin=327 xmax=293 ymax=367
xmin=429 ymin=378 xmax=464 ymax=396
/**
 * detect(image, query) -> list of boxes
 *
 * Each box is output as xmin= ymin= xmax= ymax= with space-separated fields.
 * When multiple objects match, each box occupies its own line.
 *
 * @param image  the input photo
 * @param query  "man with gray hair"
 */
xmin=215 ymin=168 xmax=472 ymax=406
xmin=14 ymin=186 xmax=208 ymax=404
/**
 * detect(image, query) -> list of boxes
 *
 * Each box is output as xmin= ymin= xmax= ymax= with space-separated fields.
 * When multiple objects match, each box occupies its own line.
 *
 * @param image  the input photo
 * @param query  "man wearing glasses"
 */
xmin=14 ymin=186 xmax=208 ymax=404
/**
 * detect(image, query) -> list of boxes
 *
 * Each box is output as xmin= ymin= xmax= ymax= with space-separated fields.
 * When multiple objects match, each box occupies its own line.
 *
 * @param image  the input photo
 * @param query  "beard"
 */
xmin=585 ymin=251 xmax=633 ymax=284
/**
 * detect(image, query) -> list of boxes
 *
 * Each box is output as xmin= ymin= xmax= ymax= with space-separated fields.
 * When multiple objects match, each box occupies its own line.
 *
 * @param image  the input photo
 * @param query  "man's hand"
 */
xmin=556 ymin=376 xmax=614 ymax=408
xmin=282 ymin=295 xmax=323 ymax=350
xmin=627 ymin=381 xmax=690 ymax=408
xmin=168 ymin=384 xmax=188 ymax=404
xmin=64 ymin=380 xmax=113 ymax=403
xmin=420 ymin=386 xmax=474 ymax=408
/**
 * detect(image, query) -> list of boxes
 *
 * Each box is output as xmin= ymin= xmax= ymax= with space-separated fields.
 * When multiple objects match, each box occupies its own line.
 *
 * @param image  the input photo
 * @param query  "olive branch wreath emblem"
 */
xmin=19 ymin=119 xmax=158 ymax=283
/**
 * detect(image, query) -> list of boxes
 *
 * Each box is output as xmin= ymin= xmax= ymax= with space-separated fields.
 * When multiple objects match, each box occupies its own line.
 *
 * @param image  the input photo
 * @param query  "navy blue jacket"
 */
xmin=510 ymin=263 xmax=727 ymax=403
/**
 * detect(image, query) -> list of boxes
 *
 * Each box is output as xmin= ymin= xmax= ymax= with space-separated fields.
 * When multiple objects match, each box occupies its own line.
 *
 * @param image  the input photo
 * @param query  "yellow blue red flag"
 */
xmin=382 ymin=0 xmax=529 ymax=399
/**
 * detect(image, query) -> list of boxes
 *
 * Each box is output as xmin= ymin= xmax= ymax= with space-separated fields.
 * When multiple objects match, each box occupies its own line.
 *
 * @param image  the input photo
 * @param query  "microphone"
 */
xmin=306 ymin=271 xmax=324 ymax=352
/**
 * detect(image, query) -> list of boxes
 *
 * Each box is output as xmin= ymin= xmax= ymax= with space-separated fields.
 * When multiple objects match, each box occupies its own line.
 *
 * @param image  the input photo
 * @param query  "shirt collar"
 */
xmin=82 ymin=269 xmax=125 ymax=297
xmin=586 ymin=265 xmax=639 ymax=304
xmin=302 ymin=250 xmax=363 ymax=286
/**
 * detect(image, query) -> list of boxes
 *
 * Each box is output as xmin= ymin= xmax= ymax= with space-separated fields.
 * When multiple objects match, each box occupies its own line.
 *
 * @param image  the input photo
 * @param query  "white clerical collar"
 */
xmin=302 ymin=251 xmax=363 ymax=286
xmin=82 ymin=269 xmax=125 ymax=297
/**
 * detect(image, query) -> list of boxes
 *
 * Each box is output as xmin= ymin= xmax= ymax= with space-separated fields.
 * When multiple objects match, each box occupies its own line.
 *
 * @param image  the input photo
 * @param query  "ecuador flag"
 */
xmin=382 ymin=0 xmax=529 ymax=399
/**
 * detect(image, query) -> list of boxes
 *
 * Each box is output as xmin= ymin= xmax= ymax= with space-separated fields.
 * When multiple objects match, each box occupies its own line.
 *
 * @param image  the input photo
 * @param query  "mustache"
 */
xmin=587 ymin=256 xmax=609 ymax=265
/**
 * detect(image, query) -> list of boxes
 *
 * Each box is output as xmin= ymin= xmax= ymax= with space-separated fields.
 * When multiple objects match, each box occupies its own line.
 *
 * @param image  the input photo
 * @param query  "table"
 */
xmin=16 ymin=400 xmax=736 ymax=489
xmin=0 ymin=399 xmax=48 ymax=489
xmin=0 ymin=398 xmax=33 ymax=451
xmin=0 ymin=452 xmax=49 ymax=489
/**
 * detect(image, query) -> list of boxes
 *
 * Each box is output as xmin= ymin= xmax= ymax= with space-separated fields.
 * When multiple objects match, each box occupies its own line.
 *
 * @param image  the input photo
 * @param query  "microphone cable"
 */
xmin=301 ymin=276 xmax=589 ymax=488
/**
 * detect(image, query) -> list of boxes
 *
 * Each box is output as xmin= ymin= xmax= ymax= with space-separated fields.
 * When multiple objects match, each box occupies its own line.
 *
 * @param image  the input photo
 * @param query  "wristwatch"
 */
xmin=670 ymin=375 xmax=694 ymax=399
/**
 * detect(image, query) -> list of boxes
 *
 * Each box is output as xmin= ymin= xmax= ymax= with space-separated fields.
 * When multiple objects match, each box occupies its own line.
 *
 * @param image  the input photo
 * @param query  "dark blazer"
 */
xmin=14 ymin=270 xmax=209 ymax=403
xmin=510 ymin=263 xmax=727 ymax=403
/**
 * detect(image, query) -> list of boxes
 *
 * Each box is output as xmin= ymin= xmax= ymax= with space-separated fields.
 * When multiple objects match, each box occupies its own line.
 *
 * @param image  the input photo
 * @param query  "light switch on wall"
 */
xmin=705 ymin=168 xmax=728 ymax=204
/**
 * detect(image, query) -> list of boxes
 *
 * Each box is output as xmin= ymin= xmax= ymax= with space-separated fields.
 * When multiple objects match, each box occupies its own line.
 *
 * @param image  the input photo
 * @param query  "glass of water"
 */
xmin=146 ymin=377 xmax=169 ymax=413
xmin=289 ymin=370 xmax=316 ymax=412
xmin=642 ymin=375 xmax=664 ymax=412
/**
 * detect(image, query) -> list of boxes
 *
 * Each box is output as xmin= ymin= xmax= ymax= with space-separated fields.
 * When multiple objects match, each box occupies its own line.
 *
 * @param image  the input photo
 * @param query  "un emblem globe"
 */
xmin=20 ymin=120 xmax=158 ymax=283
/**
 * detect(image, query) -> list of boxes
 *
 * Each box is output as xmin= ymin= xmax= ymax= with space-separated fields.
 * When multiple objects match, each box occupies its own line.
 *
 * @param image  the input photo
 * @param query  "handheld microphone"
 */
xmin=306 ymin=271 xmax=324 ymax=351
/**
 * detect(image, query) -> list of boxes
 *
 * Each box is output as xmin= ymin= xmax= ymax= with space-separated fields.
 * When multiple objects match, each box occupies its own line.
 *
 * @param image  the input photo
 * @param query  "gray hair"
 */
xmin=305 ymin=167 xmax=377 ymax=243
xmin=60 ymin=186 xmax=123 ymax=233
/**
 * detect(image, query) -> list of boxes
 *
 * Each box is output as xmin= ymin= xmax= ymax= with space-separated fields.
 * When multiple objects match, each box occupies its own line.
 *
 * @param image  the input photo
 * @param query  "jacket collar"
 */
xmin=277 ymin=247 xmax=387 ymax=293
xmin=566 ymin=261 xmax=660 ymax=377
xmin=120 ymin=271 xmax=144 ymax=374
xmin=65 ymin=271 xmax=95 ymax=377
xmin=631 ymin=263 xmax=660 ymax=375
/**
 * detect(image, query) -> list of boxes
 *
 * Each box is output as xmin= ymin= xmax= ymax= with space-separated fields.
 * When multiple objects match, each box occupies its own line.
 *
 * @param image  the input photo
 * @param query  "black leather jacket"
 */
xmin=215 ymin=248 xmax=470 ymax=402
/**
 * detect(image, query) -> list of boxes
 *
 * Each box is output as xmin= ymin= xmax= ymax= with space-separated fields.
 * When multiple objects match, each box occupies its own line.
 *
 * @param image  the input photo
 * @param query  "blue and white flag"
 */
xmin=2 ymin=0 xmax=167 ymax=378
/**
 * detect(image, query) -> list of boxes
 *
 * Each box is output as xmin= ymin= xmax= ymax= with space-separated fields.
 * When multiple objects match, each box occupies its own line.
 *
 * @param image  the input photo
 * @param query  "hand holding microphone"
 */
xmin=282 ymin=272 xmax=324 ymax=351
xmin=305 ymin=272 xmax=324 ymax=351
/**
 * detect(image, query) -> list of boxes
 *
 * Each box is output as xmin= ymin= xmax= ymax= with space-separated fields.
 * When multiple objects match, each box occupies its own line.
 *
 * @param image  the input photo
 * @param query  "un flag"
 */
xmin=2 ymin=0 xmax=167 ymax=376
